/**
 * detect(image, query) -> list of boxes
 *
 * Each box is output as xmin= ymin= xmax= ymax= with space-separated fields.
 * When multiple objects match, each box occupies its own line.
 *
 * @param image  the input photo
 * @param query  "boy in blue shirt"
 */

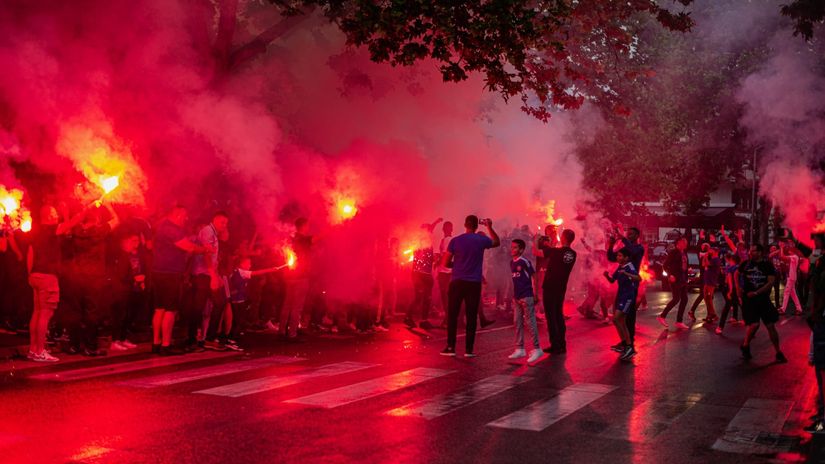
xmin=508 ymin=239 xmax=542 ymax=364
xmin=604 ymin=248 xmax=641 ymax=361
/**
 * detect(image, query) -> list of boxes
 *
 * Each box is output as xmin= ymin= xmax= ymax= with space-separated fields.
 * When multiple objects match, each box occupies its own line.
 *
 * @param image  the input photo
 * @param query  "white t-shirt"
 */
xmin=438 ymin=235 xmax=453 ymax=274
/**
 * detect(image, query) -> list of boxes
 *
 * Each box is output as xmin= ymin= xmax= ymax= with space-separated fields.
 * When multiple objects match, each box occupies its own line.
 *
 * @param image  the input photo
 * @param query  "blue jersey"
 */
xmin=511 ymin=256 xmax=535 ymax=299
xmin=612 ymin=262 xmax=640 ymax=300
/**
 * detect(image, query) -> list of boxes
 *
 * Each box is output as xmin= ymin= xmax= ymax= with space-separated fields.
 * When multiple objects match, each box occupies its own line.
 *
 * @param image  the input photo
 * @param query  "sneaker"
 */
xmin=32 ymin=350 xmax=59 ymax=362
xmin=440 ymin=347 xmax=456 ymax=356
xmin=675 ymin=322 xmax=690 ymax=330
xmin=740 ymin=345 xmax=752 ymax=360
xmin=775 ymin=351 xmax=788 ymax=364
xmin=508 ymin=348 xmax=527 ymax=359
xmin=204 ymin=340 xmax=227 ymax=351
xmin=224 ymin=342 xmax=244 ymax=352
xmin=715 ymin=327 xmax=723 ymax=335
xmin=527 ymin=350 xmax=543 ymax=363
xmin=404 ymin=318 xmax=416 ymax=329
xmin=620 ymin=346 xmax=637 ymax=361
xmin=26 ymin=350 xmax=39 ymax=360
xmin=373 ymin=325 xmax=389 ymax=333
xmin=82 ymin=349 xmax=107 ymax=357
xmin=121 ymin=340 xmax=137 ymax=349
xmin=809 ymin=422 xmax=825 ymax=434
xmin=610 ymin=342 xmax=625 ymax=353
xmin=794 ymin=310 xmax=804 ymax=316
xmin=110 ymin=341 xmax=128 ymax=351
xmin=264 ymin=320 xmax=278 ymax=332
xmin=464 ymin=352 xmax=477 ymax=358
xmin=656 ymin=316 xmax=668 ymax=328
xmin=331 ymin=326 xmax=339 ymax=334
xmin=480 ymin=318 xmax=496 ymax=329
xmin=419 ymin=321 xmax=434 ymax=331
xmin=804 ymin=421 xmax=824 ymax=433
xmin=688 ymin=311 xmax=696 ymax=321
xmin=778 ymin=309 xmax=786 ymax=315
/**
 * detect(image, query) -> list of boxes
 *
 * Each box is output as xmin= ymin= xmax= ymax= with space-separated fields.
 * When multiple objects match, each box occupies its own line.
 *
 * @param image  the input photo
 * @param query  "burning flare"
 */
xmin=99 ymin=175 xmax=120 ymax=195
xmin=0 ymin=186 xmax=31 ymax=232
xmin=537 ymin=199 xmax=564 ymax=227
xmin=336 ymin=198 xmax=358 ymax=222
xmin=283 ymin=246 xmax=297 ymax=270
xmin=639 ymin=262 xmax=654 ymax=283
xmin=402 ymin=248 xmax=414 ymax=263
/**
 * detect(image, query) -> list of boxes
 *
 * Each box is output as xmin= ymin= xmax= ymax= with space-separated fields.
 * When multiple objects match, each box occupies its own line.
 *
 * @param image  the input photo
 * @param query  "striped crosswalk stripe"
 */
xmin=712 ymin=398 xmax=794 ymax=454
xmin=284 ymin=367 xmax=454 ymax=409
xmin=487 ymin=383 xmax=617 ymax=432
xmin=599 ymin=394 xmax=703 ymax=442
xmin=387 ymin=374 xmax=532 ymax=419
xmin=193 ymin=362 xmax=377 ymax=398
xmin=29 ymin=351 xmax=238 ymax=382
xmin=117 ymin=355 xmax=305 ymax=388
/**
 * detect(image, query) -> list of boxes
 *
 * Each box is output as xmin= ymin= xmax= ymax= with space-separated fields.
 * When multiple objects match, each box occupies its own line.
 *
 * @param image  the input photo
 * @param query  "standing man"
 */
xmin=607 ymin=225 xmax=644 ymax=345
xmin=26 ymin=204 xmax=90 ymax=362
xmin=508 ymin=239 xmax=542 ymax=363
xmin=534 ymin=229 xmax=577 ymax=354
xmin=405 ymin=218 xmax=442 ymax=330
xmin=737 ymin=244 xmax=787 ymax=363
xmin=188 ymin=211 xmax=229 ymax=351
xmin=440 ymin=215 xmax=500 ymax=357
xmin=63 ymin=202 xmax=119 ymax=357
xmin=657 ymin=237 xmax=690 ymax=329
xmin=280 ymin=217 xmax=313 ymax=341
xmin=151 ymin=205 xmax=209 ymax=356
xmin=435 ymin=221 xmax=453 ymax=328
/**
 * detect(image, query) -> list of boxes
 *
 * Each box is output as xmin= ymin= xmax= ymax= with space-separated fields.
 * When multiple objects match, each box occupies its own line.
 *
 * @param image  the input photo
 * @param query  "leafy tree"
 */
xmin=271 ymin=0 xmax=694 ymax=121
xmin=782 ymin=0 xmax=825 ymax=40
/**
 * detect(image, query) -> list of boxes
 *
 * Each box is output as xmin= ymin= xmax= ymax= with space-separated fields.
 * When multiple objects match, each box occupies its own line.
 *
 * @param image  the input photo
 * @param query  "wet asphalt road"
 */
xmin=0 ymin=288 xmax=821 ymax=464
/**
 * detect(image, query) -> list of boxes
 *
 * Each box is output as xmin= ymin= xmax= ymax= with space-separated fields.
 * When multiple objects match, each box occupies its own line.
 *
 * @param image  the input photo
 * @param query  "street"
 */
xmin=0 ymin=288 xmax=820 ymax=464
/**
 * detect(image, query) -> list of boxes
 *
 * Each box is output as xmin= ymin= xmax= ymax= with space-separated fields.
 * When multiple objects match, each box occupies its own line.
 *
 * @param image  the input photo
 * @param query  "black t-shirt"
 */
xmin=542 ymin=245 xmax=577 ymax=291
xmin=291 ymin=233 xmax=313 ymax=278
xmin=738 ymin=259 xmax=776 ymax=305
xmin=69 ymin=223 xmax=111 ymax=275
xmin=30 ymin=224 xmax=61 ymax=275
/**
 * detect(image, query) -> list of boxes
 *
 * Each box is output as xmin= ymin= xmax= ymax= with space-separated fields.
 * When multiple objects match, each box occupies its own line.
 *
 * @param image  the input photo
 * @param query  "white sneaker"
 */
xmin=110 ymin=341 xmax=128 ymax=351
xmin=373 ymin=325 xmax=389 ymax=333
xmin=675 ymin=322 xmax=690 ymax=330
xmin=656 ymin=316 xmax=668 ymax=328
xmin=527 ymin=350 xmax=543 ymax=363
xmin=331 ymin=326 xmax=339 ymax=334
xmin=264 ymin=320 xmax=278 ymax=331
xmin=715 ymin=327 xmax=723 ymax=335
xmin=508 ymin=348 xmax=527 ymax=360
xmin=121 ymin=340 xmax=137 ymax=349
xmin=30 ymin=350 xmax=58 ymax=362
xmin=26 ymin=350 xmax=39 ymax=360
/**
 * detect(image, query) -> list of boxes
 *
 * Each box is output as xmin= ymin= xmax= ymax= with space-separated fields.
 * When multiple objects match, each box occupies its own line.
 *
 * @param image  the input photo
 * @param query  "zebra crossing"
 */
xmin=23 ymin=353 xmax=804 ymax=455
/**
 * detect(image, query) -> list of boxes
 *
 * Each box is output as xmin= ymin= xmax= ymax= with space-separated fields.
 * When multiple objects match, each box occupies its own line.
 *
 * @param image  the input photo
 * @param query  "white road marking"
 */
xmin=284 ymin=367 xmax=454 ymax=408
xmin=28 ymin=351 xmax=238 ymax=382
xmin=117 ymin=355 xmax=304 ymax=388
xmin=712 ymin=398 xmax=794 ymax=454
xmin=387 ymin=375 xmax=532 ymax=419
xmin=487 ymin=383 xmax=617 ymax=432
xmin=193 ymin=362 xmax=377 ymax=398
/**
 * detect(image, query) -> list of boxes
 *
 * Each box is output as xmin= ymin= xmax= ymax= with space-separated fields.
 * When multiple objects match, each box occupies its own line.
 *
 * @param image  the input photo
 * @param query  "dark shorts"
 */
xmin=813 ymin=324 xmax=825 ymax=368
xmin=615 ymin=294 xmax=636 ymax=314
xmin=152 ymin=272 xmax=183 ymax=311
xmin=742 ymin=298 xmax=779 ymax=325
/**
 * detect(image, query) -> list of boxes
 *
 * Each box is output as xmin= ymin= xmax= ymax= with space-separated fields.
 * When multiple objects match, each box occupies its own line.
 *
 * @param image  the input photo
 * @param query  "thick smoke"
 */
xmin=0 ymin=1 xmax=591 ymax=301
xmin=731 ymin=8 xmax=825 ymax=240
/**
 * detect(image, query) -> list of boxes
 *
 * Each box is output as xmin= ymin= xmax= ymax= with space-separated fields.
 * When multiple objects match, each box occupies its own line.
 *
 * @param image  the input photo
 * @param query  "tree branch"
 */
xmin=227 ymin=8 xmax=315 ymax=70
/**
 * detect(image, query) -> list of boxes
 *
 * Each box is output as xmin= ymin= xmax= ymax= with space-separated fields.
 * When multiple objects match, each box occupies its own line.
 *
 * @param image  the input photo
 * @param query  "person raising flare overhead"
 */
xmin=26 ymin=203 xmax=91 ymax=362
xmin=151 ymin=205 xmax=211 ymax=356
xmin=736 ymin=244 xmax=787 ymax=363
xmin=440 ymin=215 xmax=500 ymax=357
xmin=657 ymin=237 xmax=690 ymax=330
xmin=508 ymin=239 xmax=542 ymax=364
xmin=534 ymin=228 xmax=577 ymax=354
